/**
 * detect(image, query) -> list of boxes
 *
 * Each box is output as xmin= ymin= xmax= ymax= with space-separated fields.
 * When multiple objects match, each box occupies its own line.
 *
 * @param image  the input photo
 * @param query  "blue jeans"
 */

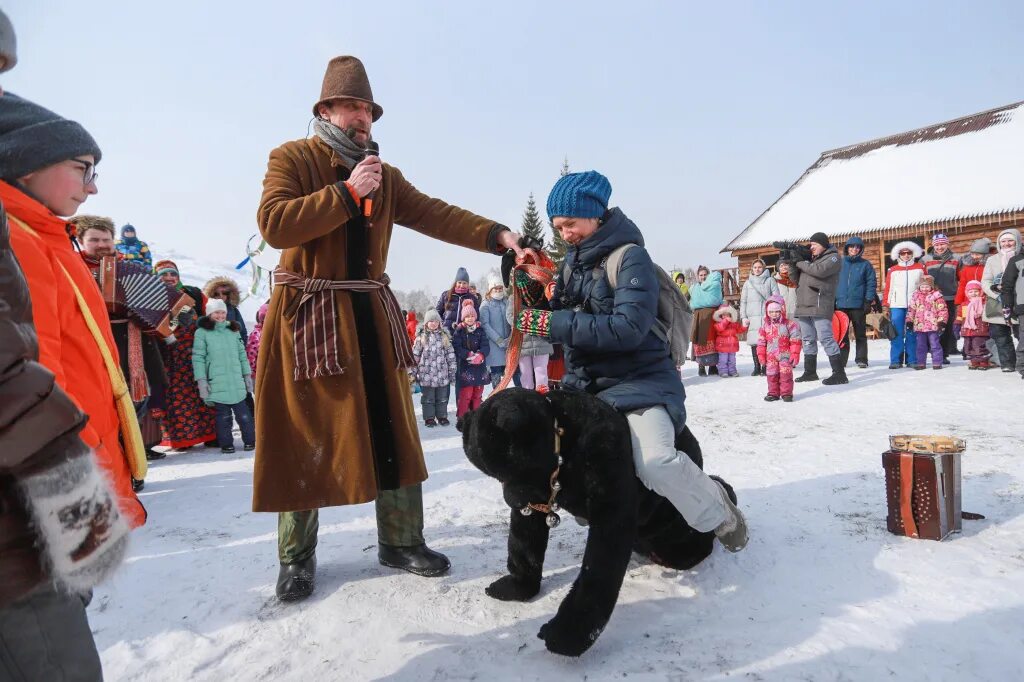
xmin=215 ymin=400 xmax=255 ymax=448
xmin=889 ymin=307 xmax=917 ymax=365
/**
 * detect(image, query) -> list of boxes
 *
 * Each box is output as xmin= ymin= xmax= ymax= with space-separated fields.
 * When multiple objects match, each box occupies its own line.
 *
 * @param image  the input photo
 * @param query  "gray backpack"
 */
xmin=567 ymin=243 xmax=693 ymax=366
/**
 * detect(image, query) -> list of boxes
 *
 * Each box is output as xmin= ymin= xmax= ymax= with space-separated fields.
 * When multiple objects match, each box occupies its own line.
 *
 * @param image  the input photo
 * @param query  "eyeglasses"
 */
xmin=71 ymin=159 xmax=98 ymax=185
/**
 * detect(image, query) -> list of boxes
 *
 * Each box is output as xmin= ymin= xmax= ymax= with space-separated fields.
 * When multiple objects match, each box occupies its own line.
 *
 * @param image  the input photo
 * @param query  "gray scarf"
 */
xmin=313 ymin=119 xmax=368 ymax=170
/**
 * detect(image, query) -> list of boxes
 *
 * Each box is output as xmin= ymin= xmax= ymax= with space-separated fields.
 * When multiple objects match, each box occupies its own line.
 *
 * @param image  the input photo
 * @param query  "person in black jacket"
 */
xmin=1000 ymin=249 xmax=1024 ymax=377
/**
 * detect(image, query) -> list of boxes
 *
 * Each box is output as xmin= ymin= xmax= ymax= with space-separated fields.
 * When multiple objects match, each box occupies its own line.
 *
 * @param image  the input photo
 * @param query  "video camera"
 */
xmin=772 ymin=240 xmax=813 ymax=264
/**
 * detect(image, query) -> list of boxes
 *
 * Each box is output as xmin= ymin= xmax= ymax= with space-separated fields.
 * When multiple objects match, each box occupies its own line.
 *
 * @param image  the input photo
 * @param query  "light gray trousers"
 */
xmin=626 ymin=406 xmax=728 ymax=533
xmin=797 ymin=316 xmax=841 ymax=356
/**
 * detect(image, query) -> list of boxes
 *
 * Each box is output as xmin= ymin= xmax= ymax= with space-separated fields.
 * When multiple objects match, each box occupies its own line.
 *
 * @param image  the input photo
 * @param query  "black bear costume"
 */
xmin=460 ymin=387 xmax=737 ymax=656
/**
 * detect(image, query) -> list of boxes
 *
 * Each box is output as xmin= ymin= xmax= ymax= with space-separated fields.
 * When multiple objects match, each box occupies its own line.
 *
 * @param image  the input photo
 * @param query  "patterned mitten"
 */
xmin=513 ymin=269 xmax=546 ymax=308
xmin=17 ymin=431 xmax=130 ymax=594
xmin=515 ymin=309 xmax=552 ymax=338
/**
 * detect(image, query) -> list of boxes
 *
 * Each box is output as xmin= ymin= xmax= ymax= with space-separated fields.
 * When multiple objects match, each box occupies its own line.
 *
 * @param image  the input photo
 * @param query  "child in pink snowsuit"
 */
xmin=757 ymin=295 xmax=801 ymax=402
xmin=245 ymin=302 xmax=269 ymax=378
xmin=712 ymin=304 xmax=747 ymax=377
xmin=907 ymin=274 xmax=949 ymax=369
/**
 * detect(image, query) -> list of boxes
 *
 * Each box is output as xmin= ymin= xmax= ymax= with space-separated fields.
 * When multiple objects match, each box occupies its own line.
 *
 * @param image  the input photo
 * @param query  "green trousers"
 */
xmin=278 ymin=484 xmax=425 ymax=564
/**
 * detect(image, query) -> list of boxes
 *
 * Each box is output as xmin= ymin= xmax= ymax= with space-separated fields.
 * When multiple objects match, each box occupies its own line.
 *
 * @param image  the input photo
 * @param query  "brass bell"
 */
xmin=520 ymin=506 xmax=533 ymax=516
xmin=546 ymin=513 xmax=561 ymax=528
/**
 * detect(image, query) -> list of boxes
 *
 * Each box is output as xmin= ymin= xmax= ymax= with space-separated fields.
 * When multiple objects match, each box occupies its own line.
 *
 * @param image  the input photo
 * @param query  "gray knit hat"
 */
xmin=0 ymin=93 xmax=102 ymax=180
xmin=970 ymin=238 xmax=991 ymax=255
xmin=0 ymin=9 xmax=16 ymax=74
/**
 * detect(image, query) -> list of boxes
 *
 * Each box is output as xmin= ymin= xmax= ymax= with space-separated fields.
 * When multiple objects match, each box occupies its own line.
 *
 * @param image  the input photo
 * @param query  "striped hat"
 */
xmin=932 ymin=233 xmax=950 ymax=247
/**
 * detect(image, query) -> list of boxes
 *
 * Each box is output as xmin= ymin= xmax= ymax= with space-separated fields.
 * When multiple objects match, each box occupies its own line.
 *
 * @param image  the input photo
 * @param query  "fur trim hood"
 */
xmin=712 ymin=304 xmax=739 ymax=322
xmin=889 ymin=241 xmax=924 ymax=262
xmin=197 ymin=315 xmax=241 ymax=332
xmin=202 ymin=276 xmax=241 ymax=307
xmin=996 ymin=228 xmax=1022 ymax=256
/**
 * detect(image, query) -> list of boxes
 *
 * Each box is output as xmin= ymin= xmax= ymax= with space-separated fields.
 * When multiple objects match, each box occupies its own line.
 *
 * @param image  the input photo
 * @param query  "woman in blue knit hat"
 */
xmin=513 ymin=170 xmax=748 ymax=553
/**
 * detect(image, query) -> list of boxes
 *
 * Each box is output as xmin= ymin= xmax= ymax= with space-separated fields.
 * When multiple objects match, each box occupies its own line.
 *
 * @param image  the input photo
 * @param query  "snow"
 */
xmin=92 ymin=341 xmax=1024 ymax=681
xmin=725 ymin=103 xmax=1024 ymax=250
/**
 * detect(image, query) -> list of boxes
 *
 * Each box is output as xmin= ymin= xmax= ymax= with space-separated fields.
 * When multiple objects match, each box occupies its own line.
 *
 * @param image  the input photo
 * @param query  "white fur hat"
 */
xmin=206 ymin=298 xmax=227 ymax=315
xmin=889 ymin=241 xmax=923 ymax=261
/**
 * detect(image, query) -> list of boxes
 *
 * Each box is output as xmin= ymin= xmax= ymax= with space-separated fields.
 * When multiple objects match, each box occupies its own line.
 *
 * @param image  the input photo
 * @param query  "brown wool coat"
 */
xmin=253 ymin=136 xmax=503 ymax=512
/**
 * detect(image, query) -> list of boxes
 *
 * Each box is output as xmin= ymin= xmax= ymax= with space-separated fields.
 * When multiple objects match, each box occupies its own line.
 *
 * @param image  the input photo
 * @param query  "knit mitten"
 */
xmin=513 ymin=269 xmax=546 ymax=308
xmin=515 ymin=309 xmax=552 ymax=338
xmin=17 ymin=431 xmax=130 ymax=594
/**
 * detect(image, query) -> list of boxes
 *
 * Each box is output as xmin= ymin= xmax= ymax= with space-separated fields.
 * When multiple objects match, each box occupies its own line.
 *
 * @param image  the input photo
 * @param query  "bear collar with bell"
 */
xmin=519 ymin=419 xmax=566 ymax=529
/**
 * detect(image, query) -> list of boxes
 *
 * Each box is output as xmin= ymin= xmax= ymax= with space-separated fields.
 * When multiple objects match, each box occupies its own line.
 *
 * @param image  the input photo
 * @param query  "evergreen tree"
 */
xmin=521 ymin=193 xmax=544 ymax=244
xmin=547 ymin=158 xmax=572 ymax=265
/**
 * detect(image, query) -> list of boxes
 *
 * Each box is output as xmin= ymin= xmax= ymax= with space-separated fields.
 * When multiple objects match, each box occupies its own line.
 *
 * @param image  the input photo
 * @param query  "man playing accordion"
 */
xmin=72 ymin=215 xmax=193 ymax=468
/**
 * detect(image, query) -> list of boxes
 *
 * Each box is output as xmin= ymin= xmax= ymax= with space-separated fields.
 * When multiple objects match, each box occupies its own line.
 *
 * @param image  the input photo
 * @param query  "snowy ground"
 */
xmin=92 ymin=340 xmax=1024 ymax=681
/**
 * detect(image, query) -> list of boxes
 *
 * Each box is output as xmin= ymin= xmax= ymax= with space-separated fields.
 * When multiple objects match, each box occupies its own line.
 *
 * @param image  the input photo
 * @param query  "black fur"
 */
xmin=197 ymin=315 xmax=240 ymax=332
xmin=460 ymin=388 xmax=736 ymax=657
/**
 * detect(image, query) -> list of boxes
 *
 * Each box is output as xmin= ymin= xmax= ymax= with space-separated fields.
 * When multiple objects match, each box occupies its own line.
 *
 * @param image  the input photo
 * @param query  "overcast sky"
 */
xmin=5 ymin=0 xmax=1023 ymax=294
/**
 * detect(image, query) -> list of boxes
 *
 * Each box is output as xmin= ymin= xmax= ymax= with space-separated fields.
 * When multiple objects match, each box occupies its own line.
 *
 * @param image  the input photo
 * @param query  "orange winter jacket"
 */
xmin=3 ymin=181 xmax=146 ymax=528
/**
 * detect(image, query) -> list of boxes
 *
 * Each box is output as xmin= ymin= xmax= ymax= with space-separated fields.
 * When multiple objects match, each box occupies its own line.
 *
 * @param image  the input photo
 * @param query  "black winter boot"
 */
xmin=794 ymin=355 xmax=818 ymax=382
xmin=750 ymin=348 xmax=761 ymax=376
xmin=698 ymin=366 xmax=707 ymax=377
xmin=379 ymin=543 xmax=451 ymax=577
xmin=822 ymin=354 xmax=849 ymax=385
xmin=276 ymin=554 xmax=316 ymax=602
xmin=708 ymin=365 xmax=719 ymax=376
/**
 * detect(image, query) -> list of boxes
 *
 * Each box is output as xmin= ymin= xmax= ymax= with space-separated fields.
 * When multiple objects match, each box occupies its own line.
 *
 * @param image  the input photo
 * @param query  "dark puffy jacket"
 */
xmin=1002 ymin=252 xmax=1024 ymax=316
xmin=920 ymin=249 xmax=960 ymax=301
xmin=794 ymin=244 xmax=842 ymax=318
xmin=550 ymin=208 xmax=685 ymax=432
xmin=435 ymin=289 xmax=481 ymax=333
xmin=0 ymin=202 xmax=91 ymax=607
xmin=835 ymin=236 xmax=878 ymax=310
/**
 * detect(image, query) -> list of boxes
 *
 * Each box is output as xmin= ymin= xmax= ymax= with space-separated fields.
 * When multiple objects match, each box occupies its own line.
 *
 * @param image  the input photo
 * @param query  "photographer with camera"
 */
xmin=778 ymin=232 xmax=848 ymax=385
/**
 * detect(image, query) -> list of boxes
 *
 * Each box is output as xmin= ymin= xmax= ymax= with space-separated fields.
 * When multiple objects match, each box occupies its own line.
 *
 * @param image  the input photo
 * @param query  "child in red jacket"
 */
xmin=712 ymin=304 xmax=747 ymax=377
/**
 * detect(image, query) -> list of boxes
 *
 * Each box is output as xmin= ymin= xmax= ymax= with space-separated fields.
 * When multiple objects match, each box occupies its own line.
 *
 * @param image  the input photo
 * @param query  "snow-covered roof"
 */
xmin=723 ymin=101 xmax=1024 ymax=252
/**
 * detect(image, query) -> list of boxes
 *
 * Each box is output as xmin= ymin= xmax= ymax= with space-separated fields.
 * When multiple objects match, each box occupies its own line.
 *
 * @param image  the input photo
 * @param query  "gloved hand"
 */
xmin=468 ymin=352 xmax=485 ymax=365
xmin=498 ymin=337 xmax=508 ymax=349
xmin=244 ymin=375 xmax=254 ymax=393
xmin=937 ymin=322 xmax=947 ymax=334
xmin=1003 ymin=307 xmax=1014 ymax=323
xmin=864 ymin=300 xmax=873 ymax=313
xmin=513 ymin=269 xmax=546 ymax=308
xmin=791 ymin=357 xmax=800 ymax=368
xmin=906 ymin=321 xmax=914 ymax=332
xmin=197 ymin=378 xmax=211 ymax=400
xmin=515 ymin=309 xmax=552 ymax=338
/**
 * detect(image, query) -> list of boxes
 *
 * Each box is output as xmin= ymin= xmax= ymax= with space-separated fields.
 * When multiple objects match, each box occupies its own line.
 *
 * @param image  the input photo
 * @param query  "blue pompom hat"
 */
xmin=546 ymin=170 xmax=612 ymax=220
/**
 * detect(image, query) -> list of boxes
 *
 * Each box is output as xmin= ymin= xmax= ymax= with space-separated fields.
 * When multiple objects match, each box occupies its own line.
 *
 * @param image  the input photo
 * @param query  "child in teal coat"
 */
xmin=193 ymin=299 xmax=255 ymax=453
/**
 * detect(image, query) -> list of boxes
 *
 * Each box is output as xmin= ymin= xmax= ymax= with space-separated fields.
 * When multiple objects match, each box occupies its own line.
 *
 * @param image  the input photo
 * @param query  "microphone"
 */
xmin=363 ymin=141 xmax=380 ymax=217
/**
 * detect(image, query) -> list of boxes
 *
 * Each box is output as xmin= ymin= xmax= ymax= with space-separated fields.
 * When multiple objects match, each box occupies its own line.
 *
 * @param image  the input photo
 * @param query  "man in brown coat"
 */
xmin=255 ymin=56 xmax=529 ymax=601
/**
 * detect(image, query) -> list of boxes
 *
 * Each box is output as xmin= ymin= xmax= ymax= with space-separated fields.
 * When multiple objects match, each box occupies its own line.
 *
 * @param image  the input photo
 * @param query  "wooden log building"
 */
xmin=722 ymin=100 xmax=1024 ymax=290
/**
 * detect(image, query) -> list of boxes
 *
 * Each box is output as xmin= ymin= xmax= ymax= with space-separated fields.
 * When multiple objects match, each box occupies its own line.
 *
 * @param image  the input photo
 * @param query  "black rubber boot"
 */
xmin=708 ymin=365 xmax=719 ymax=376
xmin=276 ymin=554 xmax=316 ymax=602
xmin=379 ymin=543 xmax=451 ymax=577
xmin=698 ymin=366 xmax=707 ymax=377
xmin=750 ymin=348 xmax=761 ymax=376
xmin=822 ymin=353 xmax=849 ymax=385
xmin=794 ymin=355 xmax=818 ymax=382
